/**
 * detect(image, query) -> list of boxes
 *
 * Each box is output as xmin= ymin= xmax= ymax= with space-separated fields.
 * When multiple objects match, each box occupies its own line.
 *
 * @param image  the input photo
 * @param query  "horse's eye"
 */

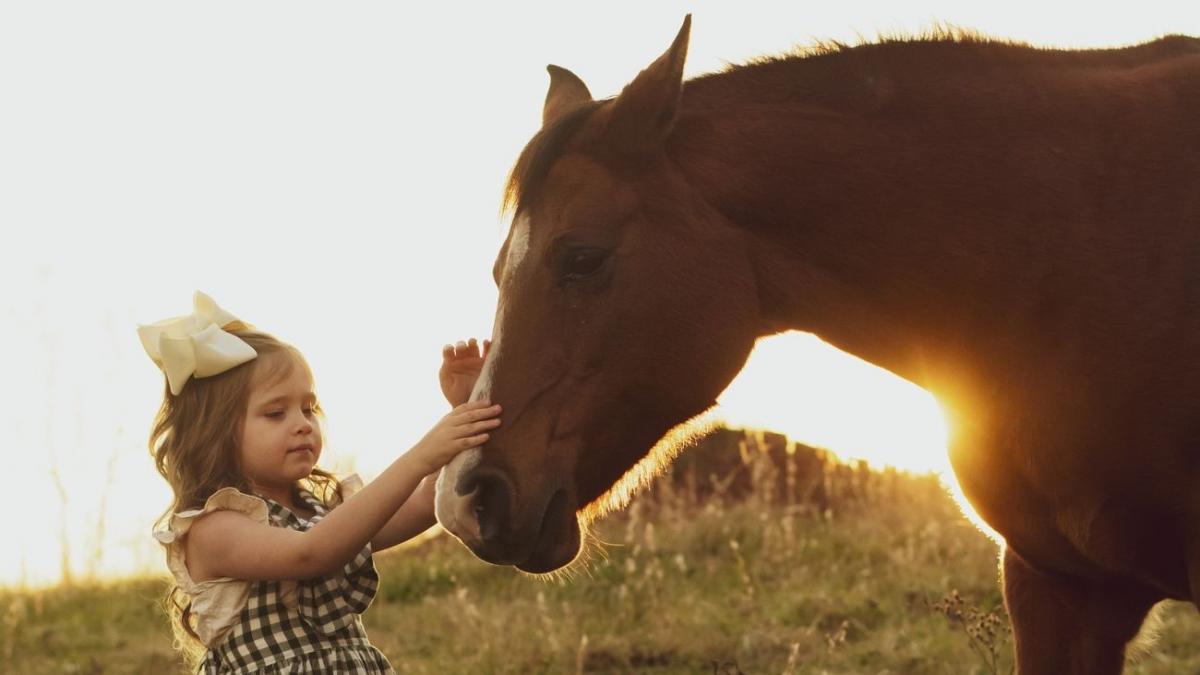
xmin=558 ymin=248 xmax=609 ymax=283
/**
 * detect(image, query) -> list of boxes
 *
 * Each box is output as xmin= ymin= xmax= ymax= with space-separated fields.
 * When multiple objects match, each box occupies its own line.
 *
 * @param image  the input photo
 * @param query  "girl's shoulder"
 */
xmin=154 ymin=487 xmax=270 ymax=548
xmin=153 ymin=487 xmax=271 ymax=647
xmin=151 ymin=474 xmax=368 ymax=649
xmin=153 ymin=488 xmax=271 ymax=591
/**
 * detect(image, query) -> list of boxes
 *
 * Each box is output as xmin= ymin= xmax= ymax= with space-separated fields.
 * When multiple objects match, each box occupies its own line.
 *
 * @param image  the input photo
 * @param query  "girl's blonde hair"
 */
xmin=149 ymin=329 xmax=342 ymax=663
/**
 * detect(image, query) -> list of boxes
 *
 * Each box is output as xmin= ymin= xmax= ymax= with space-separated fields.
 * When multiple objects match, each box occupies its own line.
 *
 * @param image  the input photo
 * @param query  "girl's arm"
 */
xmin=348 ymin=336 xmax=492 ymax=552
xmin=369 ymin=470 xmax=439 ymax=552
xmin=366 ymin=338 xmax=494 ymax=552
xmin=184 ymin=401 xmax=501 ymax=582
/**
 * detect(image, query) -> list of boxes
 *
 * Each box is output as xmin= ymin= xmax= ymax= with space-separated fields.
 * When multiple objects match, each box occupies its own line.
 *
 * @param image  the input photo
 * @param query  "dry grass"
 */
xmin=5 ymin=427 xmax=1200 ymax=673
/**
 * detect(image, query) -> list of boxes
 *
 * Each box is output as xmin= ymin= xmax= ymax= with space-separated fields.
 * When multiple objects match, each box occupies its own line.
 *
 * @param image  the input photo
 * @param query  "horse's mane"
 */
xmin=725 ymin=25 xmax=1196 ymax=74
xmin=501 ymin=30 xmax=1003 ymax=217
xmin=503 ymin=28 xmax=1198 ymax=217
xmin=743 ymin=24 xmax=1024 ymax=65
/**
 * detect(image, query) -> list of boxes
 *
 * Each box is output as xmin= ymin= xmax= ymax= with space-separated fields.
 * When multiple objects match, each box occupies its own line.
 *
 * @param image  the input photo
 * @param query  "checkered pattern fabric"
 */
xmin=198 ymin=490 xmax=394 ymax=674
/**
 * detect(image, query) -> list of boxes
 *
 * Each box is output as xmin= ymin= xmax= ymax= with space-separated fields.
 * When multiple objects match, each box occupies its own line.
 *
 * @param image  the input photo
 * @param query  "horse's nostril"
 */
xmin=472 ymin=473 xmax=512 ymax=544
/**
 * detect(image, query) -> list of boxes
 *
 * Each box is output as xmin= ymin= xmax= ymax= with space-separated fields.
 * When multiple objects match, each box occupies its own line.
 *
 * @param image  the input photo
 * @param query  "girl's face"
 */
xmin=239 ymin=359 xmax=323 ymax=496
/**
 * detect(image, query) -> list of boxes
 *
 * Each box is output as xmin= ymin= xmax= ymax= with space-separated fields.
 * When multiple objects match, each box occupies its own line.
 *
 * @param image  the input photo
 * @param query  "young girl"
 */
xmin=143 ymin=291 xmax=497 ymax=673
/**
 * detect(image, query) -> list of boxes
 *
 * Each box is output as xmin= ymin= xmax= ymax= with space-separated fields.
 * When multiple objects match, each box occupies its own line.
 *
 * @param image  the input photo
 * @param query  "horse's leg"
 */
xmin=1003 ymin=547 xmax=1157 ymax=675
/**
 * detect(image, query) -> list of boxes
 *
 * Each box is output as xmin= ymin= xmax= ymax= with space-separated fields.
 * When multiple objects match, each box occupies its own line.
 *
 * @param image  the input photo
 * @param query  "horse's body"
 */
xmin=434 ymin=19 xmax=1200 ymax=673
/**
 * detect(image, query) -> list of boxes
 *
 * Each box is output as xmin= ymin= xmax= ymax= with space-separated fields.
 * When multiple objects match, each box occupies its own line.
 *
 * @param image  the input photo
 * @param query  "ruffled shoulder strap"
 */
xmin=305 ymin=472 xmax=365 ymax=509
xmin=152 ymin=487 xmax=270 ymax=648
xmin=154 ymin=487 xmax=270 ymax=547
xmin=341 ymin=472 xmax=364 ymax=496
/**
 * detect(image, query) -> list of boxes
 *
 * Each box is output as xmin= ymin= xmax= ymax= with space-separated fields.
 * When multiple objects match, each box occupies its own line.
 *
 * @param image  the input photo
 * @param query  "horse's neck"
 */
xmin=668 ymin=44 xmax=1196 ymax=401
xmin=669 ymin=113 xmax=1023 ymax=395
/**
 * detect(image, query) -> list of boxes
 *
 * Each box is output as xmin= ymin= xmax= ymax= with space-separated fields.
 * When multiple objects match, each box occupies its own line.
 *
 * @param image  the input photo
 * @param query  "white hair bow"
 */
xmin=138 ymin=291 xmax=258 ymax=395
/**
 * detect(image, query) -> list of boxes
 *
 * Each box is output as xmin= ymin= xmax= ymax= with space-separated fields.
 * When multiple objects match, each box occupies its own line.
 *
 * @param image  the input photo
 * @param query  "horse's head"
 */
xmin=435 ymin=16 xmax=761 ymax=572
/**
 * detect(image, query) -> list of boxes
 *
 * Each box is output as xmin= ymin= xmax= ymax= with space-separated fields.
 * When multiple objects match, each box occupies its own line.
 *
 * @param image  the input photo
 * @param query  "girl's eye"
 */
xmin=266 ymin=411 xmax=285 ymax=418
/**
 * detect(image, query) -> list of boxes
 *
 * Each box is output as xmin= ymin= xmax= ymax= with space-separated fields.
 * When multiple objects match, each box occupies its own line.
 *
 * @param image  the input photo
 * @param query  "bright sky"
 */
xmin=2 ymin=1 xmax=1194 ymax=588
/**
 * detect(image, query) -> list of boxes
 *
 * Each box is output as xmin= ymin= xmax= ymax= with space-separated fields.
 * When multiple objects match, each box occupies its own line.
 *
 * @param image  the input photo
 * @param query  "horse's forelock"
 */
xmin=502 ymin=100 xmax=606 ymax=217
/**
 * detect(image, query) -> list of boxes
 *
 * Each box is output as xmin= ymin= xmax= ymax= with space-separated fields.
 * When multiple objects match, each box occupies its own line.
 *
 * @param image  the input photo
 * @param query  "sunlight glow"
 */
xmin=717 ymin=333 xmax=951 ymax=476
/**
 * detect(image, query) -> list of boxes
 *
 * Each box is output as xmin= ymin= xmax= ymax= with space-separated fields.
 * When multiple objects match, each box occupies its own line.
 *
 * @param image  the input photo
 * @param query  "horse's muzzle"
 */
xmin=516 ymin=488 xmax=581 ymax=573
xmin=435 ymin=454 xmax=581 ymax=572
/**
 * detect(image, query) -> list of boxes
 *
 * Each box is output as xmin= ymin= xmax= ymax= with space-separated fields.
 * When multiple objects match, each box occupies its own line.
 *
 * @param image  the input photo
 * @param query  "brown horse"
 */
xmin=433 ymin=16 xmax=1200 ymax=673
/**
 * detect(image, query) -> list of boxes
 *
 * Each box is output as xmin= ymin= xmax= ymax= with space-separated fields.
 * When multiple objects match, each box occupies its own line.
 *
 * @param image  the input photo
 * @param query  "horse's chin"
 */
xmin=515 ymin=525 xmax=580 ymax=573
xmin=515 ymin=489 xmax=581 ymax=573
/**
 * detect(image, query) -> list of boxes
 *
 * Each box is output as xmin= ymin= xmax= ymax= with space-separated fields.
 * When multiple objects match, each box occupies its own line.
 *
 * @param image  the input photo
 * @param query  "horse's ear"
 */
xmin=604 ymin=14 xmax=691 ymax=157
xmin=543 ymin=65 xmax=594 ymax=128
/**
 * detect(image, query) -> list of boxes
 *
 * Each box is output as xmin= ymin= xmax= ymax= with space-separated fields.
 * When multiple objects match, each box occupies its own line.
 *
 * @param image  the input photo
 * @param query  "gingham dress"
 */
xmin=197 ymin=489 xmax=395 ymax=674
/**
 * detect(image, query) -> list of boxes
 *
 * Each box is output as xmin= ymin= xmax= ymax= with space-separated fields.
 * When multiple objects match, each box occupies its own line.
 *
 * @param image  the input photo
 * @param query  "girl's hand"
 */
xmin=439 ymin=338 xmax=491 ymax=407
xmin=409 ymin=400 xmax=502 ymax=474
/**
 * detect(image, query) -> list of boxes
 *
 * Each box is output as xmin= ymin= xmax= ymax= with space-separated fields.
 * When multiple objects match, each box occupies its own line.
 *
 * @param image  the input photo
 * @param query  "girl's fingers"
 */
xmin=464 ymin=419 xmax=502 ymax=434
xmin=460 ymin=433 xmax=489 ymax=448
xmin=456 ymin=405 xmax=502 ymax=423
xmin=444 ymin=338 xmax=487 ymax=361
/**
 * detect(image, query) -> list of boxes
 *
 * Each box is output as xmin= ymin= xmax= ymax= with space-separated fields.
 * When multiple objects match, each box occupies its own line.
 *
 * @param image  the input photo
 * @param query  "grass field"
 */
xmin=5 ymin=429 xmax=1199 ymax=674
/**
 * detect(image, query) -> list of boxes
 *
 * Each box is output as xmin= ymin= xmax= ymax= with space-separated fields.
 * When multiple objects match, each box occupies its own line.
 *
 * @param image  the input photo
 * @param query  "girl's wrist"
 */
xmin=399 ymin=443 xmax=439 ymax=478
